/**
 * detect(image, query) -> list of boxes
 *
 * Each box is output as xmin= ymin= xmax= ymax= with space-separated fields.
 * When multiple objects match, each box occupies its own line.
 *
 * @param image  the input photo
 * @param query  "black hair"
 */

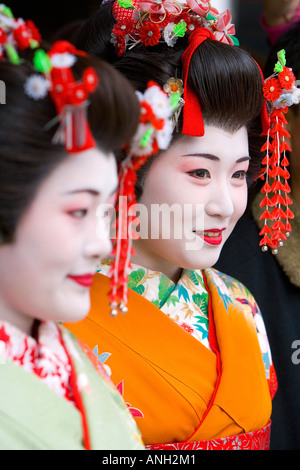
xmin=77 ymin=2 xmax=265 ymax=190
xmin=0 ymin=50 xmax=139 ymax=242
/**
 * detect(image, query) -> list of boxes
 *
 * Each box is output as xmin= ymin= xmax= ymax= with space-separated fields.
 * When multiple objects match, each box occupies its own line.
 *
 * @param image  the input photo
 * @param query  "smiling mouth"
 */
xmin=67 ymin=274 xmax=95 ymax=287
xmin=195 ymin=229 xmax=226 ymax=246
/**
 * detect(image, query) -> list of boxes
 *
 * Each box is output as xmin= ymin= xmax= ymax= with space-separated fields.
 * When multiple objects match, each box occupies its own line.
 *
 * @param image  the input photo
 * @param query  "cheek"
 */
xmin=232 ymin=185 xmax=248 ymax=220
xmin=141 ymin=160 xmax=181 ymax=205
xmin=142 ymin=176 xmax=187 ymax=210
xmin=0 ymin=244 xmax=54 ymax=315
xmin=19 ymin=223 xmax=80 ymax=279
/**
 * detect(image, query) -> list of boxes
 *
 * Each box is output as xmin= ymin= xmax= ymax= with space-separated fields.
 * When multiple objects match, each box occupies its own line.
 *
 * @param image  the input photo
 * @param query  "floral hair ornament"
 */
xmin=110 ymin=0 xmax=239 ymax=57
xmin=259 ymin=49 xmax=299 ymax=254
xmin=108 ymin=81 xmax=181 ymax=315
xmin=0 ymin=4 xmax=41 ymax=64
xmin=163 ymin=76 xmax=184 ymax=130
xmin=26 ymin=41 xmax=100 ymax=153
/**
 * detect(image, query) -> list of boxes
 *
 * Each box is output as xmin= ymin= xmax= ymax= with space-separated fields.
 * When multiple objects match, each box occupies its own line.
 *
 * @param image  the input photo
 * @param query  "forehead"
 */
xmin=40 ymin=148 xmax=118 ymax=197
xmin=174 ymin=125 xmax=249 ymax=159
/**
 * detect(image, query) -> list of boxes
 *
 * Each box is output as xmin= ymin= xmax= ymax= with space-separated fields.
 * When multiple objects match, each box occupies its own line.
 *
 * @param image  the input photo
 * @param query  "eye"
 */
xmin=103 ymin=207 xmax=114 ymax=220
xmin=69 ymin=209 xmax=88 ymax=218
xmin=188 ymin=169 xmax=211 ymax=179
xmin=232 ymin=170 xmax=247 ymax=180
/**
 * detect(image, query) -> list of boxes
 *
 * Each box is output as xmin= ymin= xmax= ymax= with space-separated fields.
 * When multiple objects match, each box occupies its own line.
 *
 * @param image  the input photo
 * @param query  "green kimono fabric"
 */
xmin=0 ymin=327 xmax=144 ymax=450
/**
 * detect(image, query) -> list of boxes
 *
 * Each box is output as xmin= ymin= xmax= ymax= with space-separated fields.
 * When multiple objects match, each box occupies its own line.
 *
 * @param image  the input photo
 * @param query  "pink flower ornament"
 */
xmin=186 ymin=0 xmax=210 ymax=16
xmin=139 ymin=0 xmax=180 ymax=15
xmin=213 ymin=9 xmax=236 ymax=45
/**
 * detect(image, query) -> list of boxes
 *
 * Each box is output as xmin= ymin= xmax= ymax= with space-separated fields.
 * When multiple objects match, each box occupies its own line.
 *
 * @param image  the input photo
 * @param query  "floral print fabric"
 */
xmin=99 ymin=261 xmax=211 ymax=349
xmin=98 ymin=261 xmax=273 ymax=382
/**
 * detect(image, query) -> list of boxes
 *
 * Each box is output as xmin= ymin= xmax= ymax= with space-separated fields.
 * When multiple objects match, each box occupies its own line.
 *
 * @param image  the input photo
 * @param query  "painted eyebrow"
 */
xmin=62 ymin=185 xmax=119 ymax=197
xmin=182 ymin=153 xmax=251 ymax=163
xmin=62 ymin=189 xmax=99 ymax=196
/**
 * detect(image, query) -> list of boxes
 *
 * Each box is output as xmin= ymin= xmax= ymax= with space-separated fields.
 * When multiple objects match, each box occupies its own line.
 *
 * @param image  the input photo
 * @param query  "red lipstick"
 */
xmin=67 ymin=274 xmax=95 ymax=287
xmin=196 ymin=228 xmax=226 ymax=246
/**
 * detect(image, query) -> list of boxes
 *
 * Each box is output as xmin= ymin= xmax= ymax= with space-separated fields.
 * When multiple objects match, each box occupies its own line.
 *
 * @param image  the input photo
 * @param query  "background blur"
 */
xmin=7 ymin=0 xmax=270 ymax=67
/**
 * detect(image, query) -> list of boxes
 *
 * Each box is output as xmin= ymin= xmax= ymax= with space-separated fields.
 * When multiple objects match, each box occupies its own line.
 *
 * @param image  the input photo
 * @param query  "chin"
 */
xmin=181 ymin=247 xmax=223 ymax=271
xmin=70 ymin=303 xmax=90 ymax=322
xmin=59 ymin=295 xmax=91 ymax=324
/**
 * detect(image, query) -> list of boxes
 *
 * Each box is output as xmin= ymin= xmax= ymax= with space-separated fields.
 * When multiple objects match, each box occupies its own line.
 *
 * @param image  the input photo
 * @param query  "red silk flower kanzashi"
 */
xmin=259 ymin=52 xmax=296 ymax=254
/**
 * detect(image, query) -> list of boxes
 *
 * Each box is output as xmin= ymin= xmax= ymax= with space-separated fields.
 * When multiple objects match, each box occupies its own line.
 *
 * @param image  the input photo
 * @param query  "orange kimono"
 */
xmin=66 ymin=266 xmax=276 ymax=450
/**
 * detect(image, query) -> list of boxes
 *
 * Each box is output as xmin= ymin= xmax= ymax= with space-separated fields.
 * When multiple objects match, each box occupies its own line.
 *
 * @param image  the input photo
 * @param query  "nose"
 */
xmin=83 ymin=212 xmax=112 ymax=261
xmin=205 ymin=181 xmax=235 ymax=219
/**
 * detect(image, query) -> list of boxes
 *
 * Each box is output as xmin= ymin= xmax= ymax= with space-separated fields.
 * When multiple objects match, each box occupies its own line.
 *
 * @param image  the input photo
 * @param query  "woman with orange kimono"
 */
xmin=66 ymin=0 xmax=296 ymax=449
xmin=68 ymin=264 xmax=276 ymax=449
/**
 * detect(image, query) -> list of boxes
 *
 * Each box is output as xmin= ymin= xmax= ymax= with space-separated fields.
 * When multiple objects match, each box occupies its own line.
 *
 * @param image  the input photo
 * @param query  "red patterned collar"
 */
xmin=0 ymin=320 xmax=75 ymax=404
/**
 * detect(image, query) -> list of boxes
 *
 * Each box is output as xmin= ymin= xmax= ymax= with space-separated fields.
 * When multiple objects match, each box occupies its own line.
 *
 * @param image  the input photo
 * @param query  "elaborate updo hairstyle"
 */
xmin=77 ymin=1 xmax=265 ymax=190
xmin=0 ymin=52 xmax=139 ymax=243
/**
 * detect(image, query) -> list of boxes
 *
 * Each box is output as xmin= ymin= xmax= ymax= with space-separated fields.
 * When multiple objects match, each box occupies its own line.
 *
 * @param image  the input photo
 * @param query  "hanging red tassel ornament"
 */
xmin=259 ymin=49 xmax=298 ymax=254
xmin=107 ymin=162 xmax=137 ymax=316
xmin=108 ymin=81 xmax=182 ymax=315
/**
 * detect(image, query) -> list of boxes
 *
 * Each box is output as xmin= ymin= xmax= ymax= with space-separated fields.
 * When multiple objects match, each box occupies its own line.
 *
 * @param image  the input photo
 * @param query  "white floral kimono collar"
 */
xmin=98 ymin=261 xmax=211 ymax=350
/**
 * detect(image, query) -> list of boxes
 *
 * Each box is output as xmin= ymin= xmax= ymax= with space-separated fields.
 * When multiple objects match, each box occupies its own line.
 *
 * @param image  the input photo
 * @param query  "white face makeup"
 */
xmin=132 ymin=125 xmax=250 ymax=281
xmin=0 ymin=148 xmax=118 ymax=334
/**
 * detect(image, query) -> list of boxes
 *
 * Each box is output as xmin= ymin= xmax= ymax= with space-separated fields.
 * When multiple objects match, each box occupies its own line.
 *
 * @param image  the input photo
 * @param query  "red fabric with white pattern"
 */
xmin=147 ymin=421 xmax=271 ymax=450
xmin=0 ymin=320 xmax=76 ymax=405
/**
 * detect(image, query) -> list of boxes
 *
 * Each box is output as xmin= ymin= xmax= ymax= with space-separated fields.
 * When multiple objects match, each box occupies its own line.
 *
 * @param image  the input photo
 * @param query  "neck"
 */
xmin=0 ymin=303 xmax=36 ymax=337
xmin=132 ymin=240 xmax=183 ymax=283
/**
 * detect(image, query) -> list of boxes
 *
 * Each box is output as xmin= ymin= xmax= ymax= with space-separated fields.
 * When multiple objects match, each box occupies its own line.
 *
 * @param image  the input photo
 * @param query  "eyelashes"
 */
xmin=187 ymin=169 xmax=210 ymax=179
xmin=232 ymin=170 xmax=247 ymax=180
xmin=187 ymin=169 xmax=248 ymax=180
xmin=68 ymin=209 xmax=88 ymax=218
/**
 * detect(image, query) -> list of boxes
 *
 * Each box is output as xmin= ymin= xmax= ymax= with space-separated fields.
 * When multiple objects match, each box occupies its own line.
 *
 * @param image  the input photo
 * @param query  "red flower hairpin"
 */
xmin=47 ymin=41 xmax=99 ymax=153
xmin=1 ymin=7 xmax=99 ymax=155
xmin=0 ymin=5 xmax=41 ymax=63
xmin=24 ymin=40 xmax=100 ymax=153
xmin=259 ymin=50 xmax=299 ymax=254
